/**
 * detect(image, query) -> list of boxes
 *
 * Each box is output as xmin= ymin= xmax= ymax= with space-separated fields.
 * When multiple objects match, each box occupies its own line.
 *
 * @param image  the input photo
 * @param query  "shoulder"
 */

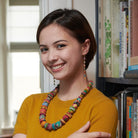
xmin=87 ymin=88 xmax=118 ymax=138
xmin=86 ymin=88 xmax=117 ymax=113
xmin=87 ymin=88 xmax=112 ymax=102
xmin=21 ymin=92 xmax=48 ymax=107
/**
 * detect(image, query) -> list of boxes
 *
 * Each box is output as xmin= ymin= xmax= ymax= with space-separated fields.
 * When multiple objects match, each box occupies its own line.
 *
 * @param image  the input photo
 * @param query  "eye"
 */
xmin=57 ymin=44 xmax=66 ymax=49
xmin=40 ymin=47 xmax=48 ymax=53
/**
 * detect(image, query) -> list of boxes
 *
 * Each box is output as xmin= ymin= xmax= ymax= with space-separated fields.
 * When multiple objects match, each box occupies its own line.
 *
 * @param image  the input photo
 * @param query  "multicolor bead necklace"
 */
xmin=39 ymin=80 xmax=93 ymax=131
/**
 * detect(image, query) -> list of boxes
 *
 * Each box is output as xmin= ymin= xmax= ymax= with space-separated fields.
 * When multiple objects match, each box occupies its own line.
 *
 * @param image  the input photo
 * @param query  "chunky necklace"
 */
xmin=39 ymin=81 xmax=93 ymax=131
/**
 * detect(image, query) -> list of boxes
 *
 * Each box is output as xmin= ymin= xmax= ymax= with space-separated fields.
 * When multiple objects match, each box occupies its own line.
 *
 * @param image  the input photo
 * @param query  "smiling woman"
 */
xmin=13 ymin=9 xmax=118 ymax=138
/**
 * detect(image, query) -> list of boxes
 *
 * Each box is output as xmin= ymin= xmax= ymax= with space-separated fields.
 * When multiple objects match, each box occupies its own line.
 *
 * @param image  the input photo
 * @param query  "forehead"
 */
xmin=39 ymin=24 xmax=77 ymax=43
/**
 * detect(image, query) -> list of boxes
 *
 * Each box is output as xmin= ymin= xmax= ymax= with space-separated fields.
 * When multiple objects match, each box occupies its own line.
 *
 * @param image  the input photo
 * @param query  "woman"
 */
xmin=13 ymin=9 xmax=118 ymax=138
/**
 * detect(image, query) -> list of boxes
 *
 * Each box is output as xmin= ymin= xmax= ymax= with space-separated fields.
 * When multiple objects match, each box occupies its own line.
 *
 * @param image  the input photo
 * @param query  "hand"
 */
xmin=13 ymin=134 xmax=26 ymax=138
xmin=68 ymin=121 xmax=111 ymax=138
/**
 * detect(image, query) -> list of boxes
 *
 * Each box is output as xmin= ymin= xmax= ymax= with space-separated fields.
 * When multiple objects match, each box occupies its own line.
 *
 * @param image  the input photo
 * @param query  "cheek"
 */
xmin=40 ymin=54 xmax=48 ymax=65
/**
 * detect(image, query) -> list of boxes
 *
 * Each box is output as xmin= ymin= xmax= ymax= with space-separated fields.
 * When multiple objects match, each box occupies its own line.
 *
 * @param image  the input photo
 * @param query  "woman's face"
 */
xmin=39 ymin=24 xmax=89 ymax=80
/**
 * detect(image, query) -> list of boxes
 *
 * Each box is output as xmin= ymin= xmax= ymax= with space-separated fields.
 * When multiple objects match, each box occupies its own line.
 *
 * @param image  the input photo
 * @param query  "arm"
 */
xmin=88 ymin=99 xmax=118 ymax=138
xmin=68 ymin=121 xmax=111 ymax=138
xmin=13 ymin=134 xmax=26 ymax=138
xmin=68 ymin=96 xmax=118 ymax=138
xmin=13 ymin=96 xmax=32 ymax=136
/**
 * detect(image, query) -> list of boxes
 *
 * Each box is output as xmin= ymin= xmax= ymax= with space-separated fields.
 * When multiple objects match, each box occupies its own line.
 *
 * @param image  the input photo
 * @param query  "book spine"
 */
xmin=128 ymin=105 xmax=132 ymax=138
xmin=136 ymin=99 xmax=138 ymax=136
xmin=128 ymin=0 xmax=133 ymax=66
xmin=103 ymin=0 xmax=112 ymax=77
xmin=130 ymin=56 xmax=138 ymax=66
xmin=131 ymin=0 xmax=138 ymax=57
xmin=131 ymin=102 xmax=137 ymax=138
xmin=98 ymin=0 xmax=104 ymax=77
xmin=128 ymin=65 xmax=138 ymax=71
xmin=126 ymin=96 xmax=133 ymax=138
xmin=119 ymin=2 xmax=128 ymax=77
xmin=111 ymin=0 xmax=120 ymax=78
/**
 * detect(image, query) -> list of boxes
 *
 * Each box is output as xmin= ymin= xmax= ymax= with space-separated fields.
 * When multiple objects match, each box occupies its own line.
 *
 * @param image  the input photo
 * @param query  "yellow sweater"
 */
xmin=13 ymin=88 xmax=118 ymax=138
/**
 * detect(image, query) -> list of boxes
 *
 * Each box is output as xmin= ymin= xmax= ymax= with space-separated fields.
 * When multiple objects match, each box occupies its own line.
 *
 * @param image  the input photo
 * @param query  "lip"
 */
xmin=51 ymin=63 xmax=65 ymax=72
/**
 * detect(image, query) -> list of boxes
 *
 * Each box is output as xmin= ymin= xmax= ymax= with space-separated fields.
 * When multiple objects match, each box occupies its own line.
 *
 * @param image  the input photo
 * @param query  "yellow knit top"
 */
xmin=13 ymin=88 xmax=118 ymax=138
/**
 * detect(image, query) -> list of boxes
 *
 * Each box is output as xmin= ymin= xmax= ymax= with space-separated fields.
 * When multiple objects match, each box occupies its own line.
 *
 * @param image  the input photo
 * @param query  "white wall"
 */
xmin=73 ymin=0 xmax=96 ymax=84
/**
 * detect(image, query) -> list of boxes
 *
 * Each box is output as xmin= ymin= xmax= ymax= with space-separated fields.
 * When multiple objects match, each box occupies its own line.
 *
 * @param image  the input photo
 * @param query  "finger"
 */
xmin=88 ymin=132 xmax=111 ymax=137
xmin=77 ymin=121 xmax=90 ymax=132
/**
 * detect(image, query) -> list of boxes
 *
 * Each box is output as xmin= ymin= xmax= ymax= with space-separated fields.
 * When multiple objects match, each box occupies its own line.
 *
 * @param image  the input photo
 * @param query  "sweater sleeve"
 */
xmin=89 ymin=98 xmax=118 ymax=138
xmin=13 ymin=95 xmax=33 ymax=135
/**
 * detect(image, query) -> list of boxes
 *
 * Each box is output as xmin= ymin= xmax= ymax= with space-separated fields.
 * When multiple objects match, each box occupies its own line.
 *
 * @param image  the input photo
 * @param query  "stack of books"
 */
xmin=124 ymin=56 xmax=138 ymax=79
xmin=114 ymin=87 xmax=138 ymax=138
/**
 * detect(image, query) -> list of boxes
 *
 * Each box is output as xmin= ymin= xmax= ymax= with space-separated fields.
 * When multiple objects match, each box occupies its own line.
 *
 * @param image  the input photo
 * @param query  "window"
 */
xmin=8 ymin=3 xmax=40 ymax=126
xmin=8 ymin=6 xmax=39 ymax=42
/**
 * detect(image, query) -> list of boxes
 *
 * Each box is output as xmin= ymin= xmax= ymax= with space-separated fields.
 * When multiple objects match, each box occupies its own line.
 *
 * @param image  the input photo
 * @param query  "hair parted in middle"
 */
xmin=36 ymin=8 xmax=97 ymax=69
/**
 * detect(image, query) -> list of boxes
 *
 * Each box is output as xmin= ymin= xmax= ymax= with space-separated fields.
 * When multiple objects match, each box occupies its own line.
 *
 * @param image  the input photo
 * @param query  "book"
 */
xmin=130 ymin=56 xmax=138 ymax=66
xmin=131 ymin=93 xmax=138 ymax=138
xmin=124 ymin=70 xmax=138 ymax=79
xmin=137 ymin=99 xmax=138 ymax=137
xmin=111 ymin=96 xmax=119 ymax=137
xmin=98 ymin=0 xmax=120 ymax=78
xmin=128 ymin=0 xmax=133 ymax=66
xmin=119 ymin=1 xmax=128 ymax=78
xmin=115 ymin=91 xmax=124 ymax=138
xmin=98 ymin=0 xmax=104 ymax=77
xmin=103 ymin=0 xmax=112 ymax=77
xmin=128 ymin=65 xmax=138 ymax=71
xmin=111 ymin=0 xmax=120 ymax=78
xmin=131 ymin=0 xmax=138 ymax=57
xmin=126 ymin=96 xmax=133 ymax=138
xmin=128 ymin=0 xmax=138 ymax=67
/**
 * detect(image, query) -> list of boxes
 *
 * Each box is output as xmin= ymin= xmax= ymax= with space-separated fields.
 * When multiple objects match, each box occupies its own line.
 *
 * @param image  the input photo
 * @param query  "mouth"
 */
xmin=51 ymin=63 xmax=65 ymax=72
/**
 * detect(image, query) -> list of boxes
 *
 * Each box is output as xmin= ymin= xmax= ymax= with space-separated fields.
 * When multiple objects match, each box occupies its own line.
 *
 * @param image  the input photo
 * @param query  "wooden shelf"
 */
xmin=0 ymin=128 xmax=13 ymax=138
xmin=105 ymin=77 xmax=138 ymax=85
xmin=96 ymin=77 xmax=138 ymax=97
xmin=0 ymin=134 xmax=12 ymax=138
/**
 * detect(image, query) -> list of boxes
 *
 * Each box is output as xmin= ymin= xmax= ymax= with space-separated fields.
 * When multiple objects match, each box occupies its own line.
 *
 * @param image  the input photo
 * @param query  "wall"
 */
xmin=73 ymin=0 xmax=96 ymax=83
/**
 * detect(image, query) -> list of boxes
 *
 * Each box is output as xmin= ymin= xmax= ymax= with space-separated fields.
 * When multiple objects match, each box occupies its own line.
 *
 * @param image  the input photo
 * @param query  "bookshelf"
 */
xmin=95 ymin=0 xmax=138 ymax=96
xmin=95 ymin=0 xmax=138 ymax=137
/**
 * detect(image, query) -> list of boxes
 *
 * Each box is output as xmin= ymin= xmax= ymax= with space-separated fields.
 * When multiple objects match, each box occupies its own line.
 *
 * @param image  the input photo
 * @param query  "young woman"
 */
xmin=13 ymin=9 xmax=118 ymax=138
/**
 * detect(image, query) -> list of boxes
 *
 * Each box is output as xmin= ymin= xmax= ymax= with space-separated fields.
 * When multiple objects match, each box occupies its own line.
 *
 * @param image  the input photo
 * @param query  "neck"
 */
xmin=58 ymin=77 xmax=89 ymax=101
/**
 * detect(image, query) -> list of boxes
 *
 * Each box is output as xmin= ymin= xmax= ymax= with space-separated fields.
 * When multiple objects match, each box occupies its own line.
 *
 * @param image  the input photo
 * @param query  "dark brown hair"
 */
xmin=36 ymin=9 xmax=97 ymax=69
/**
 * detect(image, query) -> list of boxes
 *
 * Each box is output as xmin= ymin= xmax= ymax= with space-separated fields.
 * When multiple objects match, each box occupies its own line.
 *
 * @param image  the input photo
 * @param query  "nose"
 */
xmin=48 ymin=49 xmax=58 ymax=63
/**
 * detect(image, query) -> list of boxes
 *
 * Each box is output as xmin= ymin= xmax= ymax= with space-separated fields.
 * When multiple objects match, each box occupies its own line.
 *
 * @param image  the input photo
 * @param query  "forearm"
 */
xmin=13 ymin=134 xmax=26 ymax=138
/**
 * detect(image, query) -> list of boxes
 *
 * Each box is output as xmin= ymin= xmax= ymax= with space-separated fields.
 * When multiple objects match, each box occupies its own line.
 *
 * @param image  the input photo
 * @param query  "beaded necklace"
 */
xmin=39 ymin=80 xmax=93 ymax=131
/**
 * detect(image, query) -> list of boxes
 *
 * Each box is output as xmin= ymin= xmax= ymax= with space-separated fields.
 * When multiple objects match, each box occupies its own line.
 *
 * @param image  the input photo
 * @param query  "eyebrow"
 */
xmin=53 ymin=40 xmax=68 ymax=44
xmin=39 ymin=40 xmax=68 ymax=48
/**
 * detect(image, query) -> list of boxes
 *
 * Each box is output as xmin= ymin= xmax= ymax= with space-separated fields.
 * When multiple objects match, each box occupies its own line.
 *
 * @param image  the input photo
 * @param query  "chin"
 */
xmin=53 ymin=74 xmax=68 ymax=81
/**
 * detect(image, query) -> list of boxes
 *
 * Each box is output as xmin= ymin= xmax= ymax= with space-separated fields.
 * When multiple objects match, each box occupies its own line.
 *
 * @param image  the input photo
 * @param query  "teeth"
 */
xmin=52 ymin=65 xmax=62 ymax=70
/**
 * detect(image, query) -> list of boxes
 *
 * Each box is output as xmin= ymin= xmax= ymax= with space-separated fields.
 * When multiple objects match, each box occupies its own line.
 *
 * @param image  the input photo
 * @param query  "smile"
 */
xmin=51 ymin=64 xmax=64 ymax=72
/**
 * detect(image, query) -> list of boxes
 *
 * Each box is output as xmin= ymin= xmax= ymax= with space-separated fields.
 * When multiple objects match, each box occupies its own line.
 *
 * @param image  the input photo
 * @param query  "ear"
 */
xmin=81 ymin=39 xmax=90 ymax=56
